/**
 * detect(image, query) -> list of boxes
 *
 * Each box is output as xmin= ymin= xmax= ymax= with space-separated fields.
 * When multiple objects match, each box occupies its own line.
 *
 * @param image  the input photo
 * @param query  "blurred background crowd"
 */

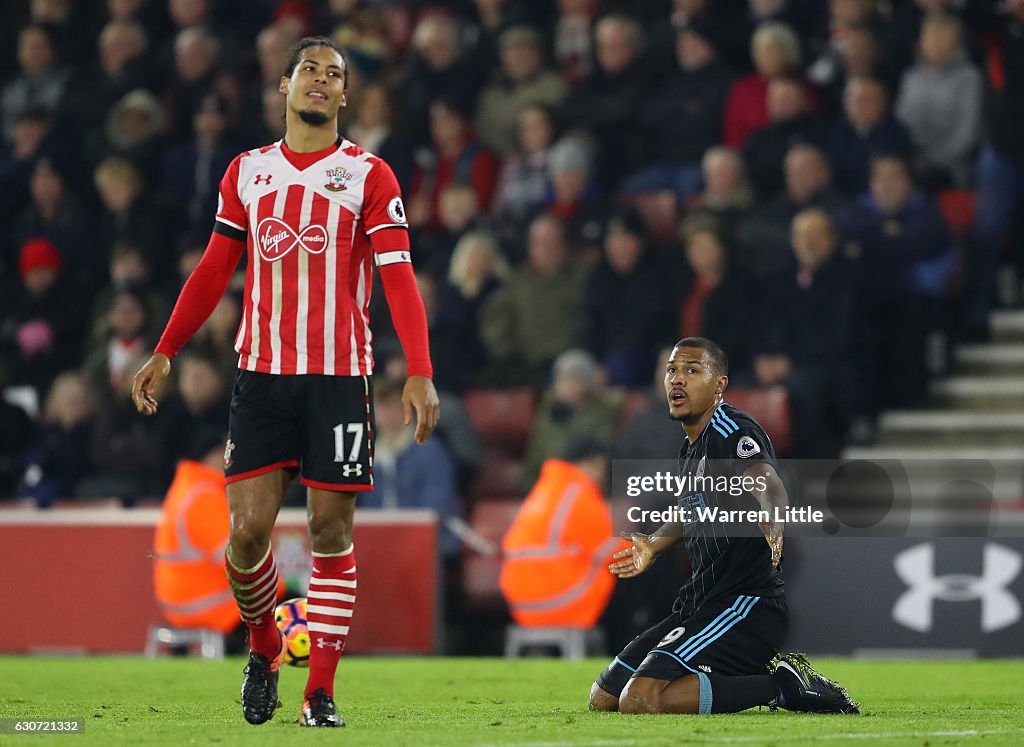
xmin=1 ymin=0 xmax=1022 ymax=521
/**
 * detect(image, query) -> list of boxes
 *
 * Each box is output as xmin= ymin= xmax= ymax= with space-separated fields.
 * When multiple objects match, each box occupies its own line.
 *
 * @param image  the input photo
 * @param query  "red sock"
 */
xmin=305 ymin=545 xmax=357 ymax=699
xmin=225 ymin=546 xmax=282 ymax=659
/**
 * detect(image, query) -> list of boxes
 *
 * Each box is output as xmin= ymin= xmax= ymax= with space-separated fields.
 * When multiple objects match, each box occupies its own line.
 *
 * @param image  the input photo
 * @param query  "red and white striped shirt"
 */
xmin=215 ymin=138 xmax=411 ymax=376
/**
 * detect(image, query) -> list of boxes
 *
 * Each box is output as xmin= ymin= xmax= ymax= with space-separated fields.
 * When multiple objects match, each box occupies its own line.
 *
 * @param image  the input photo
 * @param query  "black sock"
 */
xmin=699 ymin=673 xmax=780 ymax=714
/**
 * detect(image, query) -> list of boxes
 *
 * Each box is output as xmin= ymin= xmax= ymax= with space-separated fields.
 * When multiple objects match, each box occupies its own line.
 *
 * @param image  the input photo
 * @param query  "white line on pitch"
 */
xmin=478 ymin=728 xmax=1024 ymax=746
xmin=693 ymin=729 xmax=1024 ymax=743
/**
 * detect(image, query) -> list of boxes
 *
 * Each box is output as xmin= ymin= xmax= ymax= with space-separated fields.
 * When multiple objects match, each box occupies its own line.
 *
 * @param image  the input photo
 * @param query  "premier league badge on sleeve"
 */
xmin=387 ymin=196 xmax=406 ymax=224
xmin=737 ymin=436 xmax=761 ymax=458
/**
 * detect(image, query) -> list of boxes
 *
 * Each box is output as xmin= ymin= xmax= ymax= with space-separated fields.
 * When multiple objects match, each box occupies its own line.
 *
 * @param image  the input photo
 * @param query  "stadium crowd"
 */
xmin=0 ymin=0 xmax=1022 ymax=514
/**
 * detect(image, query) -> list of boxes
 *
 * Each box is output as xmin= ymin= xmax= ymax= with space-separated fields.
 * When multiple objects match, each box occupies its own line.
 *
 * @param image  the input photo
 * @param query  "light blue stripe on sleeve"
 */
xmin=712 ymin=410 xmax=738 ymax=434
xmin=710 ymin=420 xmax=730 ymax=438
xmin=717 ymin=408 xmax=740 ymax=430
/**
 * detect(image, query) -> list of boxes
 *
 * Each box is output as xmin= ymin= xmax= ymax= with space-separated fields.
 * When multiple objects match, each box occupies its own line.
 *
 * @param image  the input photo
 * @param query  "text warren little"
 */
xmin=626 ymin=505 xmax=825 ymax=524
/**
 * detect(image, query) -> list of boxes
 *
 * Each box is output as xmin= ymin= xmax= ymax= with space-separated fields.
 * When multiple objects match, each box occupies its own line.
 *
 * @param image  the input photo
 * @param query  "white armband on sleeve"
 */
xmin=375 ymin=250 xmax=412 ymax=267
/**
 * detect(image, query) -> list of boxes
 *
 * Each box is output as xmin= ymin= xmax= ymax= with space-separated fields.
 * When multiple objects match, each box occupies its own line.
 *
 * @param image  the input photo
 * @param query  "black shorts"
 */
xmin=596 ymin=594 xmax=788 ymax=698
xmin=224 ymin=370 xmax=374 ymax=492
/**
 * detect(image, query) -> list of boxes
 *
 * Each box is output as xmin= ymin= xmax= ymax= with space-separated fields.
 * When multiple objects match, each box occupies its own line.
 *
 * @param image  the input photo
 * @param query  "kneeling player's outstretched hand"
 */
xmin=609 ymin=532 xmax=658 ymax=578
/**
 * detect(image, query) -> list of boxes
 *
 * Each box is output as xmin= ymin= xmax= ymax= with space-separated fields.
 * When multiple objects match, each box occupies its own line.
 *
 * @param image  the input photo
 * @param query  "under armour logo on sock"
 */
xmin=316 ymin=638 xmax=344 ymax=651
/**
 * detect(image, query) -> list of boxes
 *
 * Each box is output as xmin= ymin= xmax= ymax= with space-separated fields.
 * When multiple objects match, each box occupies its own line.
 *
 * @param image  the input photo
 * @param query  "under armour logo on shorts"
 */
xmin=341 ymin=463 xmax=363 ymax=477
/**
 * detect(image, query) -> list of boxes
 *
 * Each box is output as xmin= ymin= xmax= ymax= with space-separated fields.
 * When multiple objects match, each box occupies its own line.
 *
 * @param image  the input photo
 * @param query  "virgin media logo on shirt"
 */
xmin=256 ymin=217 xmax=329 ymax=262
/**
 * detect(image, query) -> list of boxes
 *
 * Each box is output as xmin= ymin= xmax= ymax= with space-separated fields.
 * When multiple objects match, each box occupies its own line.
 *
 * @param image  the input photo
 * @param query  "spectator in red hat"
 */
xmin=19 ymin=236 xmax=62 ymax=278
xmin=10 ymin=157 xmax=95 ymax=283
xmin=0 ymin=237 xmax=88 ymax=399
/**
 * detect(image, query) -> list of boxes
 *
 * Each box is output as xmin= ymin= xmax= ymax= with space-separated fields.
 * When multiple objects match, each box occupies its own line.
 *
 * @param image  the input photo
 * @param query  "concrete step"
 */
xmin=842 ymin=445 xmax=1024 ymax=461
xmin=839 ymin=445 xmax=1024 ymax=492
xmin=876 ymin=410 xmax=1024 ymax=446
xmin=930 ymin=376 xmax=1024 ymax=409
xmin=954 ymin=343 xmax=1024 ymax=376
xmin=831 ymin=447 xmax=1024 ymax=507
xmin=795 ymin=477 xmax=1024 ymax=507
xmin=990 ymin=310 xmax=1024 ymax=342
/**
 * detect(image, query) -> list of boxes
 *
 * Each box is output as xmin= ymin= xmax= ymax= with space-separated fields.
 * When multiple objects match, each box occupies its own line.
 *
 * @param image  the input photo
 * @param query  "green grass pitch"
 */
xmin=1 ymin=657 xmax=1022 ymax=746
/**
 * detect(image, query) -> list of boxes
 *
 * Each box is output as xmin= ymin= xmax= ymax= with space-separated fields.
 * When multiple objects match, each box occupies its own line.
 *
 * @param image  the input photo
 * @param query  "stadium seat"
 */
xmin=726 ymin=387 xmax=792 ymax=456
xmin=462 ymin=388 xmax=536 ymax=449
xmin=461 ymin=498 xmax=520 ymax=612
xmin=51 ymin=498 xmax=124 ymax=510
xmin=618 ymin=191 xmax=680 ymax=247
xmin=132 ymin=498 xmax=165 ymax=509
xmin=937 ymin=189 xmax=977 ymax=237
xmin=504 ymin=625 xmax=605 ymax=659
xmin=467 ymin=454 xmax=524 ymax=500
xmin=144 ymin=626 xmax=224 ymax=660
xmin=616 ymin=389 xmax=652 ymax=435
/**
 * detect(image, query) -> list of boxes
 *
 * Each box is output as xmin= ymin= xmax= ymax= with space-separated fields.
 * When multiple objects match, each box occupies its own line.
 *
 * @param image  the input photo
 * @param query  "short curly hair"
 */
xmin=282 ymin=36 xmax=348 ymax=89
xmin=674 ymin=337 xmax=729 ymax=377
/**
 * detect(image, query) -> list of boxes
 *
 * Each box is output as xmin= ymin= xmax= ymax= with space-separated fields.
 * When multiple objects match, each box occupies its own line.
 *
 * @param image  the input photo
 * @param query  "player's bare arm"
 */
xmin=609 ymin=531 xmax=680 ymax=578
xmin=745 ymin=462 xmax=787 ymax=568
xmin=131 ymin=353 xmax=171 ymax=416
xmin=403 ymin=374 xmax=440 ymax=444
